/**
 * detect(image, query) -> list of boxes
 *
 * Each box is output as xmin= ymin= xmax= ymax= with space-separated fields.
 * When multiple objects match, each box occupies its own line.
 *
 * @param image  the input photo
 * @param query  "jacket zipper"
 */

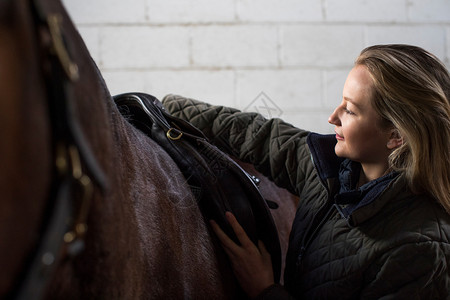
xmin=295 ymin=154 xmax=338 ymax=269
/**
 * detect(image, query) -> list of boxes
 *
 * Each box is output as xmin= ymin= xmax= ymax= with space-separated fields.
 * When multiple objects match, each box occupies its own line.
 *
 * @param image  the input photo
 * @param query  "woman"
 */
xmin=162 ymin=44 xmax=450 ymax=299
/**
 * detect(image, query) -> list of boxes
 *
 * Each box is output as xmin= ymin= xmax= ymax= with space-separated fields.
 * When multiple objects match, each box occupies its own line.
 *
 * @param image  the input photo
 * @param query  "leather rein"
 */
xmin=10 ymin=0 xmax=107 ymax=299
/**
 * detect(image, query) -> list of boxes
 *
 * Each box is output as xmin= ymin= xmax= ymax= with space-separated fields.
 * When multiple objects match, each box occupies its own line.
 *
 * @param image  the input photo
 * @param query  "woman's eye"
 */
xmin=344 ymin=107 xmax=355 ymax=115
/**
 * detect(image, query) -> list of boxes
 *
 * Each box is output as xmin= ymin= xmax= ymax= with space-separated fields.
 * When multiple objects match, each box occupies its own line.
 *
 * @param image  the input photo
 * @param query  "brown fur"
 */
xmin=0 ymin=0 xmax=298 ymax=298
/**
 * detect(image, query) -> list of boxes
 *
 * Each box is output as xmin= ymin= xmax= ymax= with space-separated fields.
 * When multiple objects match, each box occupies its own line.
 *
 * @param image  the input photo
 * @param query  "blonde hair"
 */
xmin=356 ymin=44 xmax=450 ymax=214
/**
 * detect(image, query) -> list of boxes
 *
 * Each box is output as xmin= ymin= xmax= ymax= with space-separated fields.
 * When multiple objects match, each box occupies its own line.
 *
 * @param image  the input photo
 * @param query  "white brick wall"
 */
xmin=149 ymin=0 xmax=235 ymax=23
xmin=62 ymin=0 xmax=450 ymax=134
xmin=237 ymin=0 xmax=323 ymax=22
xmin=101 ymin=26 xmax=191 ymax=68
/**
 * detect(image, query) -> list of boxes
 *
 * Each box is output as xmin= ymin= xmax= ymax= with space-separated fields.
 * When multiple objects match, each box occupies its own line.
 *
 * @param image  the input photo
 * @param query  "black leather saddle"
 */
xmin=114 ymin=92 xmax=281 ymax=283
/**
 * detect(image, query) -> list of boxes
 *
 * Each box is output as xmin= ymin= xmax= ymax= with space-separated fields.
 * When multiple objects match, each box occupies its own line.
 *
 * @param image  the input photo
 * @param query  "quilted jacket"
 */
xmin=162 ymin=94 xmax=450 ymax=299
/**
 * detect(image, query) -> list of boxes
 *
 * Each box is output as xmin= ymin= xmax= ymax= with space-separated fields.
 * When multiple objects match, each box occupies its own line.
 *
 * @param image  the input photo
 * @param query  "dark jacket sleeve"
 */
xmin=162 ymin=94 xmax=315 ymax=196
xmin=361 ymin=241 xmax=450 ymax=299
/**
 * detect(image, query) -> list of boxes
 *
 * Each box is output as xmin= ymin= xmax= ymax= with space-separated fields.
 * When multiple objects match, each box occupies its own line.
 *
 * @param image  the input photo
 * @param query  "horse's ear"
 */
xmin=387 ymin=129 xmax=403 ymax=150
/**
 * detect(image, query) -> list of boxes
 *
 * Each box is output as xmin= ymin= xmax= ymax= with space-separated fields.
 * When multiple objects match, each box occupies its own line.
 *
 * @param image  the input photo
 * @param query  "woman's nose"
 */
xmin=328 ymin=106 xmax=341 ymax=126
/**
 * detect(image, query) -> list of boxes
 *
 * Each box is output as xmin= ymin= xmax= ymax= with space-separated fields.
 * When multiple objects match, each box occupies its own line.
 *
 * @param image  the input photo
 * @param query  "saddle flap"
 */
xmin=114 ymin=92 xmax=282 ymax=283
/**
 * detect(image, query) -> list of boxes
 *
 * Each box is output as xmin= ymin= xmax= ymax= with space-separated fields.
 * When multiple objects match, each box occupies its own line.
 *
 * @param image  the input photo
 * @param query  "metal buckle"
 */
xmin=47 ymin=14 xmax=79 ymax=81
xmin=56 ymin=144 xmax=93 ymax=246
xmin=166 ymin=128 xmax=183 ymax=140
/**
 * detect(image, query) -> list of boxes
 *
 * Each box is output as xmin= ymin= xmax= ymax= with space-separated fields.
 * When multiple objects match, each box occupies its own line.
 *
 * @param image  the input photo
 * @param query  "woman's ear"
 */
xmin=387 ymin=129 xmax=403 ymax=150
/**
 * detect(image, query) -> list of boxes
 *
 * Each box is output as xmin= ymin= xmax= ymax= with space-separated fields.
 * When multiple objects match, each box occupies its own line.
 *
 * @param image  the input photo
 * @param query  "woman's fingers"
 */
xmin=224 ymin=211 xmax=255 ymax=249
xmin=210 ymin=211 xmax=257 ymax=255
xmin=258 ymin=240 xmax=272 ymax=265
xmin=209 ymin=219 xmax=241 ymax=255
xmin=210 ymin=212 xmax=275 ymax=298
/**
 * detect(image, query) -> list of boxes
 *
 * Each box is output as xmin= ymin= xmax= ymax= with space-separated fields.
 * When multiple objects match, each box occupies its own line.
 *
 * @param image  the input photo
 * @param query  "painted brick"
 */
xmin=237 ymin=0 xmax=323 ymax=22
xmin=326 ymin=0 xmax=408 ymax=22
xmin=100 ymin=26 xmax=190 ymax=69
xmin=62 ymin=0 xmax=450 ymax=130
xmin=366 ymin=25 xmax=446 ymax=61
xmin=76 ymin=26 xmax=101 ymax=64
xmin=280 ymin=25 xmax=364 ymax=67
xmin=191 ymin=25 xmax=278 ymax=67
xmin=408 ymin=0 xmax=450 ymax=22
xmin=282 ymin=111 xmax=334 ymax=134
xmin=236 ymin=69 xmax=322 ymax=117
xmin=446 ymin=27 xmax=450 ymax=68
xmin=101 ymin=71 xmax=147 ymax=96
xmin=146 ymin=0 xmax=235 ymax=23
xmin=143 ymin=71 xmax=235 ymax=105
xmin=102 ymin=70 xmax=235 ymax=104
xmin=62 ymin=0 xmax=147 ymax=24
xmin=324 ymin=69 xmax=349 ymax=109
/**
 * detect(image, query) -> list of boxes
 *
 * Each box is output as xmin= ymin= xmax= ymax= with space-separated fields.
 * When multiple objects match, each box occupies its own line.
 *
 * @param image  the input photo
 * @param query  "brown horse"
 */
xmin=0 ymin=0 xmax=298 ymax=298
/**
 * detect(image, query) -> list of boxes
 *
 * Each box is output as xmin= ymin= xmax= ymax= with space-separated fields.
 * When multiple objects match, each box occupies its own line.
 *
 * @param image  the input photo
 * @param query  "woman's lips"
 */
xmin=335 ymin=132 xmax=344 ymax=140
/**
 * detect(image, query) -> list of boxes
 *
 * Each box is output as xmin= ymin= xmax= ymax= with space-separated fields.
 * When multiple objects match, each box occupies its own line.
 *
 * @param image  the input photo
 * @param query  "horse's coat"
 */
xmin=0 ymin=0 xmax=298 ymax=298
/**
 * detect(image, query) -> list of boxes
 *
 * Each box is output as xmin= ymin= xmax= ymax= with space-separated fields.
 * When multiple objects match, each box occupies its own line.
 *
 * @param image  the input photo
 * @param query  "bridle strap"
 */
xmin=15 ymin=178 xmax=75 ymax=300
xmin=11 ymin=0 xmax=108 ymax=299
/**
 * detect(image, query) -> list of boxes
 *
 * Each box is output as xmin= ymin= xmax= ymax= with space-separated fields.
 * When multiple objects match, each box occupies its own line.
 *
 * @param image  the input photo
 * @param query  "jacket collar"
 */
xmin=306 ymin=133 xmax=402 ymax=226
xmin=306 ymin=133 xmax=343 ymax=185
xmin=334 ymin=159 xmax=399 ymax=224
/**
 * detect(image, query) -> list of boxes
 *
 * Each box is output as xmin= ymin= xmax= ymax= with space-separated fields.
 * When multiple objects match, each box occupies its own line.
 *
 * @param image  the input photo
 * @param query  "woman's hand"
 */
xmin=210 ymin=211 xmax=274 ymax=298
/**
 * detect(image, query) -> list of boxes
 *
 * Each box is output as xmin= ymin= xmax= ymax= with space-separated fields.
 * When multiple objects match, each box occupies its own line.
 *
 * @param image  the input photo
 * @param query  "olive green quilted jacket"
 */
xmin=162 ymin=94 xmax=450 ymax=300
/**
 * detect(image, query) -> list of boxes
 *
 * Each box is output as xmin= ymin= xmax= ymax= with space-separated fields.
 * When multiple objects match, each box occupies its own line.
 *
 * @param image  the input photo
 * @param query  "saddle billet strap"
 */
xmin=114 ymin=92 xmax=282 ymax=283
xmin=11 ymin=1 xmax=108 ymax=299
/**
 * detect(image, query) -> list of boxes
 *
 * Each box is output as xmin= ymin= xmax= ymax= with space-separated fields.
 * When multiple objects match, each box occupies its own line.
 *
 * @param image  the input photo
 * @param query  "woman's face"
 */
xmin=328 ymin=65 xmax=392 ymax=166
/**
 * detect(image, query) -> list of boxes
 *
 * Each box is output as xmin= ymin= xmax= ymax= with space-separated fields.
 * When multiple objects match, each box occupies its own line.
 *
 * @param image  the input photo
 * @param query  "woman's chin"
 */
xmin=334 ymin=145 xmax=347 ymax=158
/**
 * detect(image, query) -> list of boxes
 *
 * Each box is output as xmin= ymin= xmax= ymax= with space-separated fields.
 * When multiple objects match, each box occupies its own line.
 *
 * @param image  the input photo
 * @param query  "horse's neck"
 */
xmin=2 ymin=0 xmax=236 ymax=297
xmin=0 ymin=0 xmax=140 ymax=294
xmin=0 ymin=0 xmax=54 ymax=295
xmin=45 ymin=70 xmax=150 ymax=298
